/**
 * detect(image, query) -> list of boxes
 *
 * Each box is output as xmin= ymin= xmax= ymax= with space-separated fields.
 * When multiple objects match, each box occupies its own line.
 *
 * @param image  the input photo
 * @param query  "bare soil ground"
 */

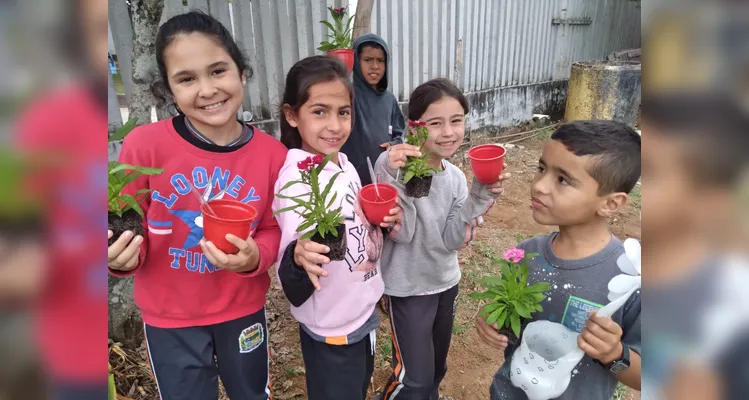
xmin=109 ymin=133 xmax=641 ymax=400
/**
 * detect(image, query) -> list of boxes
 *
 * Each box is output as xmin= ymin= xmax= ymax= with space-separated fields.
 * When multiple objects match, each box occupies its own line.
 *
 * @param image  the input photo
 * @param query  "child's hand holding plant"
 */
xmin=387 ymin=143 xmax=423 ymax=170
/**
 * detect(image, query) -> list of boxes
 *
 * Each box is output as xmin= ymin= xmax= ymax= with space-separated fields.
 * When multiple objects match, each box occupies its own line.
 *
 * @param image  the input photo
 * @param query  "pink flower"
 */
xmin=503 ymin=248 xmax=525 ymax=263
xmin=408 ymin=120 xmax=427 ymax=127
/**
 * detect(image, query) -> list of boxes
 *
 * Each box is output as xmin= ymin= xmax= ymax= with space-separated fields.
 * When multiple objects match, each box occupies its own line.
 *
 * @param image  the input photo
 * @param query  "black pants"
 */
xmin=382 ymin=285 xmax=459 ymax=400
xmin=299 ymin=325 xmax=375 ymax=400
xmin=51 ymin=382 xmax=107 ymax=400
xmin=144 ymin=308 xmax=270 ymax=400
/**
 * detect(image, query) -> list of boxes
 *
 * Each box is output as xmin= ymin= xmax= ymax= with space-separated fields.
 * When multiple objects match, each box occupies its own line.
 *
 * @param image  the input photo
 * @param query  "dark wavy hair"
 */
xmin=151 ymin=11 xmax=252 ymax=111
xmin=279 ymin=56 xmax=353 ymax=149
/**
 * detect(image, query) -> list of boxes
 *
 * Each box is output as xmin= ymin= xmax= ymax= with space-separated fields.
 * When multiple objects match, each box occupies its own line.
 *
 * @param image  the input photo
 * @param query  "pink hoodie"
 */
xmin=273 ymin=149 xmax=384 ymax=343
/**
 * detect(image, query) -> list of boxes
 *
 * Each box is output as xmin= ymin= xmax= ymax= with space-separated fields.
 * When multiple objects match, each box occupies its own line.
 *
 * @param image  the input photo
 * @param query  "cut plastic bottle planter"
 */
xmin=510 ymin=239 xmax=641 ymax=400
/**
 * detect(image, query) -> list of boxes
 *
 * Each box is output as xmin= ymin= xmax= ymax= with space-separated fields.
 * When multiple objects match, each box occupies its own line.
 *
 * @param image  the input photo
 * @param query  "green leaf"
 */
xmin=532 ymin=293 xmax=547 ymax=302
xmin=326 ymin=191 xmax=339 ymax=209
xmin=500 ymin=264 xmax=512 ymax=281
xmin=525 ymin=282 xmax=550 ymax=293
xmin=511 ymin=313 xmax=521 ymax=338
xmin=481 ymin=275 xmax=503 ymax=287
xmin=274 ymin=193 xmax=311 ymax=208
xmin=403 ymin=170 xmax=414 ymax=184
xmin=320 ymin=170 xmax=343 ymax=199
xmin=512 ymin=301 xmax=532 ymax=318
xmin=317 ymin=42 xmax=337 ymax=51
xmin=108 ymin=373 xmax=117 ymax=400
xmin=300 ymin=230 xmax=316 ymax=240
xmin=320 ymin=20 xmax=337 ymax=34
xmin=535 ymin=304 xmax=544 ymax=312
xmin=109 ymin=162 xmax=163 ymax=176
xmin=496 ymin=309 xmax=508 ymax=330
xmin=486 ymin=308 xmax=502 ymax=325
xmin=469 ymin=291 xmax=496 ymax=300
xmin=480 ymin=302 xmax=501 ymax=317
xmin=121 ymin=195 xmax=145 ymax=217
xmin=278 ymin=179 xmax=304 ymax=193
xmin=109 ymin=117 xmax=138 ymax=143
xmin=273 ymin=204 xmax=302 ymax=216
xmin=297 ymin=218 xmax=315 ymax=233
xmin=524 ymin=252 xmax=540 ymax=261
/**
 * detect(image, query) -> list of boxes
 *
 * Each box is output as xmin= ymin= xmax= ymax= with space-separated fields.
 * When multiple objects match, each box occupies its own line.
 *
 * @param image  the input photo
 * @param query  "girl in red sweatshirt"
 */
xmin=106 ymin=12 xmax=285 ymax=400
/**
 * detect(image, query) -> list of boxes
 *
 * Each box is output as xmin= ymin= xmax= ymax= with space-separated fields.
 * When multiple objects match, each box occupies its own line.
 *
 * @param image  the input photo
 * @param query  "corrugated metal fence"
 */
xmin=109 ymin=0 xmax=640 ymax=130
xmin=370 ymin=0 xmax=641 ymax=101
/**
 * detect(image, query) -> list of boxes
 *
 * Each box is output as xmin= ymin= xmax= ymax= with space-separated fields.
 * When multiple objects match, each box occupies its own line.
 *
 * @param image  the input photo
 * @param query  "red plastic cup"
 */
xmin=359 ymin=183 xmax=398 ymax=225
xmin=201 ymin=199 xmax=257 ymax=254
xmin=468 ymin=144 xmax=507 ymax=184
xmin=327 ymin=49 xmax=355 ymax=72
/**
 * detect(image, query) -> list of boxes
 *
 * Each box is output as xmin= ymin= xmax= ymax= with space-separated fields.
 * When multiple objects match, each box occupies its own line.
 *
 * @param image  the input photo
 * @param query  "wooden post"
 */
xmin=353 ymin=0 xmax=374 ymax=39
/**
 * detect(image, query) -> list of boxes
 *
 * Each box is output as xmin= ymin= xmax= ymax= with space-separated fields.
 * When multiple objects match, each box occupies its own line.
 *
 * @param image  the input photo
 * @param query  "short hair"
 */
xmin=641 ymin=92 xmax=749 ymax=187
xmin=551 ymin=120 xmax=641 ymax=195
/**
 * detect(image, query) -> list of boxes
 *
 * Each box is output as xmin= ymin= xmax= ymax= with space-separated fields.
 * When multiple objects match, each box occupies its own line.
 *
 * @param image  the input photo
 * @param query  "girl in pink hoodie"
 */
xmin=272 ymin=56 xmax=402 ymax=400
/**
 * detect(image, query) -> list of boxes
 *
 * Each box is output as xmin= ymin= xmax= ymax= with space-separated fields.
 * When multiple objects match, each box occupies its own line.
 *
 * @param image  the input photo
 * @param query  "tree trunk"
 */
xmin=108 ymin=72 xmax=123 ymax=161
xmin=353 ymin=0 xmax=374 ymax=39
xmin=129 ymin=0 xmax=164 ymax=126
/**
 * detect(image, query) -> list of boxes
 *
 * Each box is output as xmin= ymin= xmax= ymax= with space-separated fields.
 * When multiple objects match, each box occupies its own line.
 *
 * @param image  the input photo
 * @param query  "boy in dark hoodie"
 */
xmin=340 ymin=33 xmax=406 ymax=187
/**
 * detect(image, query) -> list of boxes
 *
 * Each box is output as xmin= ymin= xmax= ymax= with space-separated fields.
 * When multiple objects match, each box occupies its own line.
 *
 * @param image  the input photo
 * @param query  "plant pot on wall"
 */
xmin=327 ymin=49 xmax=354 ymax=72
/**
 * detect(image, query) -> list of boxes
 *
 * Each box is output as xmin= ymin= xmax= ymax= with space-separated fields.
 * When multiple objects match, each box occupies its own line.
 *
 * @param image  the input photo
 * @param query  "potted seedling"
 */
xmin=470 ymin=248 xmax=550 ymax=346
xmin=402 ymin=120 xmax=439 ymax=198
xmin=108 ymin=119 xmax=164 ymax=246
xmin=318 ymin=6 xmax=355 ymax=71
xmin=274 ymin=153 xmax=347 ymax=260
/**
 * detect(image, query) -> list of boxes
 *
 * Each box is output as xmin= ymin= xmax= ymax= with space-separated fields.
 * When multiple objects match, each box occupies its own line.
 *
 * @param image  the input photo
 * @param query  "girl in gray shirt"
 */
xmin=375 ymin=78 xmax=510 ymax=399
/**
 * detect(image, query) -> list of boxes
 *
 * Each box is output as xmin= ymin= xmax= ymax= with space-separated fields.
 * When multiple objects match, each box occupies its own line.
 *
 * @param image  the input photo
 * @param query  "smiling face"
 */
xmin=530 ymin=140 xmax=610 ymax=226
xmin=283 ymin=79 xmax=352 ymax=158
xmin=164 ymin=32 xmax=246 ymax=133
xmin=359 ymin=44 xmax=386 ymax=88
xmin=417 ymin=96 xmax=466 ymax=164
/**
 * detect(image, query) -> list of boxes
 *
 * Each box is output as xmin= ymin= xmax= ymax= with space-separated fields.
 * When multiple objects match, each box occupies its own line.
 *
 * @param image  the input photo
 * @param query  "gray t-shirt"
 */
xmin=491 ymin=233 xmax=641 ymax=400
xmin=375 ymin=151 xmax=497 ymax=297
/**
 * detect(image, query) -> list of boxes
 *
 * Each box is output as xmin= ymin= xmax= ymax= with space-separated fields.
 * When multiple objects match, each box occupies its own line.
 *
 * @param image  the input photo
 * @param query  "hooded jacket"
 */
xmin=341 ymin=33 xmax=406 ymax=187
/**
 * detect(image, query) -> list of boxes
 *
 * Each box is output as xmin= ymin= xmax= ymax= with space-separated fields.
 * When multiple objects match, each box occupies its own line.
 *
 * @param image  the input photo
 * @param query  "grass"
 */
xmin=377 ymin=338 xmax=393 ymax=360
xmin=285 ymin=368 xmax=299 ymax=377
xmin=611 ymin=382 xmax=629 ymax=400
xmin=539 ymin=126 xmax=555 ymax=140
xmin=451 ymin=321 xmax=469 ymax=337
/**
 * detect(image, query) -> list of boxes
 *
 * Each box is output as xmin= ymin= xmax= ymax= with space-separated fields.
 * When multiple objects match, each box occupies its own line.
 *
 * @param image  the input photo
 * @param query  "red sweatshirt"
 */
xmin=15 ymin=85 xmax=108 ymax=382
xmin=110 ymin=118 xmax=286 ymax=328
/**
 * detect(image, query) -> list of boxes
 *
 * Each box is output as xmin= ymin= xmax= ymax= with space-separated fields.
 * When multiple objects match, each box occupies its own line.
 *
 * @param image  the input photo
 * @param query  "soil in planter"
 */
xmin=0 ymin=214 xmax=45 ymax=240
xmin=405 ymin=175 xmax=433 ymax=198
xmin=498 ymin=319 xmax=530 ymax=347
xmin=311 ymin=224 xmax=347 ymax=261
xmin=108 ymin=209 xmax=144 ymax=247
